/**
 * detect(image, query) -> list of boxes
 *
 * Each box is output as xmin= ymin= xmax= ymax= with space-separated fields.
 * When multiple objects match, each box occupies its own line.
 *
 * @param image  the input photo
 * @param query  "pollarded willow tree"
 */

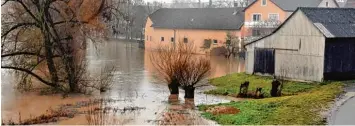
xmin=150 ymin=42 xmax=211 ymax=99
xmin=1 ymin=0 xmax=113 ymax=93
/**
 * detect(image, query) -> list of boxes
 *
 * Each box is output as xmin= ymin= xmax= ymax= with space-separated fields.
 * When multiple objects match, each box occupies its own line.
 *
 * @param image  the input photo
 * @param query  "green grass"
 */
xmin=206 ymin=73 xmax=319 ymax=97
xmin=199 ymin=82 xmax=344 ymax=125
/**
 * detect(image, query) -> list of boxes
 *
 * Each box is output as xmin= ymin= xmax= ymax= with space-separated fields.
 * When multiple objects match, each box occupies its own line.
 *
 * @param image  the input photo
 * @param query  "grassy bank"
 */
xmin=206 ymin=73 xmax=320 ymax=97
xmin=200 ymin=73 xmax=345 ymax=125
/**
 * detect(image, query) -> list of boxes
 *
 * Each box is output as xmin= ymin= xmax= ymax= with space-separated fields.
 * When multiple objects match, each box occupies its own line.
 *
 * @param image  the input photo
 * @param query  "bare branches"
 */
xmin=1 ymin=22 xmax=38 ymax=38
xmin=2 ymin=0 xmax=110 ymax=93
xmin=1 ymin=66 xmax=54 ymax=87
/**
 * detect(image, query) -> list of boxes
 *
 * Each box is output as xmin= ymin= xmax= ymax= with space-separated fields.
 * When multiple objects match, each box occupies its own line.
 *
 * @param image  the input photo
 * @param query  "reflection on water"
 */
xmin=1 ymin=39 xmax=245 ymax=125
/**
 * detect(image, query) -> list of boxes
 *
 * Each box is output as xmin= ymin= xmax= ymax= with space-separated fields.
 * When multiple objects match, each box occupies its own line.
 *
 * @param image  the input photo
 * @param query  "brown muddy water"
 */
xmin=1 ymin=39 xmax=245 ymax=125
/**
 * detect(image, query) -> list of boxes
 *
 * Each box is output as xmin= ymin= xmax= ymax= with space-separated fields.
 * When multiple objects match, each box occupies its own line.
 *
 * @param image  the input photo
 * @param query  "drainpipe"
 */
xmin=174 ymin=29 xmax=176 ymax=49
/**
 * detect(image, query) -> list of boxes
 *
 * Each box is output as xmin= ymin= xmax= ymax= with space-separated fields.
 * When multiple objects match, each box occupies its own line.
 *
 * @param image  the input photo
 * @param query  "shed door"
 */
xmin=254 ymin=48 xmax=275 ymax=74
xmin=324 ymin=39 xmax=355 ymax=80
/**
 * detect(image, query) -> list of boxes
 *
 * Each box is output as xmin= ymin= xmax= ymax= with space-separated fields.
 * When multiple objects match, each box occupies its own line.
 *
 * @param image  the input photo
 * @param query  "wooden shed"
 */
xmin=244 ymin=7 xmax=355 ymax=82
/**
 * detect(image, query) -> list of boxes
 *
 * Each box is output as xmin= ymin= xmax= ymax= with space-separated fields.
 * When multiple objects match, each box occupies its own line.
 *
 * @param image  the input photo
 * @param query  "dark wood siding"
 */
xmin=324 ymin=38 xmax=355 ymax=80
xmin=254 ymin=48 xmax=275 ymax=74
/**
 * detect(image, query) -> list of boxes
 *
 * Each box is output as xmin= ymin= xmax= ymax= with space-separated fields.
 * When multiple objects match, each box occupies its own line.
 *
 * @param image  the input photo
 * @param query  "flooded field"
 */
xmin=1 ymin=39 xmax=245 ymax=125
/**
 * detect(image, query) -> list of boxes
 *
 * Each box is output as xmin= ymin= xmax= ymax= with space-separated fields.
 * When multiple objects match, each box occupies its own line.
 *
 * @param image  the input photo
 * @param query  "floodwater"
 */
xmin=1 ymin=39 xmax=245 ymax=125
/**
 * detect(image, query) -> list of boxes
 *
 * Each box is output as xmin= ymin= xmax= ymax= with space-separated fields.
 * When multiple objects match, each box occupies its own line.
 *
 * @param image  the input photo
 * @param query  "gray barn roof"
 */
xmin=245 ymin=7 xmax=355 ymax=46
xmin=301 ymin=7 xmax=355 ymax=38
xmin=148 ymin=8 xmax=245 ymax=30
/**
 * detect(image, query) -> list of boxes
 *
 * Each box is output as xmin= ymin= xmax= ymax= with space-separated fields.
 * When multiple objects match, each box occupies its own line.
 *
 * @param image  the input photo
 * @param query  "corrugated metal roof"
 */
xmin=148 ymin=8 xmax=245 ymax=30
xmin=301 ymin=7 xmax=355 ymax=38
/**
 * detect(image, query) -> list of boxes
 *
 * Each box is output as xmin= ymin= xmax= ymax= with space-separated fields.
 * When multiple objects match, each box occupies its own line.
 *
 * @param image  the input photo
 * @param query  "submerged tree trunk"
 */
xmin=168 ymin=79 xmax=179 ymax=95
xmin=168 ymin=79 xmax=179 ymax=101
xmin=183 ymin=86 xmax=195 ymax=99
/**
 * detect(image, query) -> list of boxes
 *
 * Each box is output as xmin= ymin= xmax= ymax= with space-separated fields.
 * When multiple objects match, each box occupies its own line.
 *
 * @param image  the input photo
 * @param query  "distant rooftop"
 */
xmin=246 ymin=0 xmax=338 ymax=11
xmin=148 ymin=8 xmax=245 ymax=30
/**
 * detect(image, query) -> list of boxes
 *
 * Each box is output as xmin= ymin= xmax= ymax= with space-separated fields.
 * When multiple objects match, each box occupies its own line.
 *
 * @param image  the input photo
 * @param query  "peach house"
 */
xmin=144 ymin=8 xmax=245 ymax=55
xmin=242 ymin=0 xmax=339 ymax=38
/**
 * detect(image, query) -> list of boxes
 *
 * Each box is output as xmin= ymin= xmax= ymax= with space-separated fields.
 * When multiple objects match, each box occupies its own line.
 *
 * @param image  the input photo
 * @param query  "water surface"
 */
xmin=1 ymin=39 xmax=245 ymax=125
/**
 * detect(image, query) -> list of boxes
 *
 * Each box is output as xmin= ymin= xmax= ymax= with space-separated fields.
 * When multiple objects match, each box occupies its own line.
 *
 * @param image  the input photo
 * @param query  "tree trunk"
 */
xmin=184 ymin=86 xmax=195 ymax=99
xmin=168 ymin=80 xmax=179 ymax=95
xmin=43 ymin=28 xmax=59 ymax=88
xmin=271 ymin=80 xmax=281 ymax=97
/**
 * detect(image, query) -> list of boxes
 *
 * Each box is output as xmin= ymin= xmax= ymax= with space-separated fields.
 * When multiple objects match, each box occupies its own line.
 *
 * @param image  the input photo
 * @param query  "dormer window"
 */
xmin=262 ymin=0 xmax=267 ymax=6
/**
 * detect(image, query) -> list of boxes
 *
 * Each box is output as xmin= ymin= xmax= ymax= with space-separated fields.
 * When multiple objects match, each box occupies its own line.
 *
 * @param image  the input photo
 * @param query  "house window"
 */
xmin=252 ymin=29 xmax=261 ymax=36
xmin=252 ymin=14 xmax=261 ymax=22
xmin=146 ymin=35 xmax=148 ymax=41
xmin=161 ymin=37 xmax=164 ymax=41
xmin=213 ymin=39 xmax=218 ymax=44
xmin=150 ymin=36 xmax=152 ymax=41
xmin=262 ymin=0 xmax=267 ymax=6
xmin=326 ymin=2 xmax=329 ymax=7
xmin=268 ymin=13 xmax=279 ymax=21
xmin=171 ymin=37 xmax=174 ymax=42
xmin=183 ymin=37 xmax=188 ymax=43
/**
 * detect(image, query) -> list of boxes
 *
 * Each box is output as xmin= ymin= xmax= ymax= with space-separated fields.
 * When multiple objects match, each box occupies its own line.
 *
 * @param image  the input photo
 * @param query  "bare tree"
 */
xmin=1 ymin=0 xmax=113 ymax=93
xmin=224 ymin=31 xmax=241 ymax=59
xmin=149 ymin=41 xmax=211 ymax=99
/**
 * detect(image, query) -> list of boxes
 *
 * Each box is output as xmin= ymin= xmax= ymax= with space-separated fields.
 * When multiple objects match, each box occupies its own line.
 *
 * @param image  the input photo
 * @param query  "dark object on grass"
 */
xmin=271 ymin=79 xmax=281 ymax=97
xmin=254 ymin=87 xmax=264 ymax=99
xmin=237 ymin=81 xmax=249 ymax=97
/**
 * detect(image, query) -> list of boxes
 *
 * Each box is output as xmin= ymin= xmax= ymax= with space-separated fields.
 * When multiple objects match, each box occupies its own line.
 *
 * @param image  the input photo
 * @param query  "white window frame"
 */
xmin=261 ymin=0 xmax=267 ymax=6
xmin=252 ymin=13 xmax=262 ymax=22
xmin=268 ymin=13 xmax=279 ymax=21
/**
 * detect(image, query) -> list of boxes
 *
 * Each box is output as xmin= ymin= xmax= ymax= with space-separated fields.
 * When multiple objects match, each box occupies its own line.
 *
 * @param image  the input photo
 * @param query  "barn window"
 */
xmin=252 ymin=14 xmax=261 ymax=22
xmin=184 ymin=37 xmax=188 ymax=43
xmin=161 ymin=37 xmax=164 ymax=41
xmin=262 ymin=0 xmax=267 ymax=6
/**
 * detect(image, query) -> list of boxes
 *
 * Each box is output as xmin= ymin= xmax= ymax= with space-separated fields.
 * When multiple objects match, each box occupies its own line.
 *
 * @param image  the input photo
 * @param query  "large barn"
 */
xmin=244 ymin=7 xmax=355 ymax=82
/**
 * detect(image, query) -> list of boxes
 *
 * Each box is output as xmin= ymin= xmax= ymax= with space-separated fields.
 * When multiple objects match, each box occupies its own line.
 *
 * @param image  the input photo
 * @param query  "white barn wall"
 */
xmin=245 ymin=10 xmax=326 ymax=81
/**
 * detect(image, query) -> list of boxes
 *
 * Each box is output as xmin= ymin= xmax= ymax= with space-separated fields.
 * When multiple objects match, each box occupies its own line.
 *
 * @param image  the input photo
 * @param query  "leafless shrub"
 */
xmin=149 ymin=41 xmax=211 ymax=98
xmin=224 ymin=32 xmax=241 ymax=59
